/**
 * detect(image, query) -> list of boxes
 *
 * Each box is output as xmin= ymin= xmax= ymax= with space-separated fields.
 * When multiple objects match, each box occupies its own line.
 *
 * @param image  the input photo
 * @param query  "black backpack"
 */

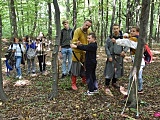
xmin=5 ymin=43 xmax=24 ymax=75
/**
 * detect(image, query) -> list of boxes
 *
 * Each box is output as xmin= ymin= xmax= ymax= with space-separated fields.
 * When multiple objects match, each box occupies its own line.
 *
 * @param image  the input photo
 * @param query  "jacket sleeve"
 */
xmin=105 ymin=37 xmax=112 ymax=58
xmin=77 ymin=44 xmax=96 ymax=52
xmin=21 ymin=44 xmax=26 ymax=53
xmin=116 ymin=38 xmax=137 ymax=49
xmin=30 ymin=42 xmax=36 ymax=49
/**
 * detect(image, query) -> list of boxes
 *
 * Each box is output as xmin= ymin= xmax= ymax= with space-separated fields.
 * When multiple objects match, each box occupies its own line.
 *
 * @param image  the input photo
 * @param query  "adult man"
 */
xmin=104 ymin=23 xmax=128 ymax=96
xmin=59 ymin=20 xmax=73 ymax=78
xmin=71 ymin=19 xmax=92 ymax=90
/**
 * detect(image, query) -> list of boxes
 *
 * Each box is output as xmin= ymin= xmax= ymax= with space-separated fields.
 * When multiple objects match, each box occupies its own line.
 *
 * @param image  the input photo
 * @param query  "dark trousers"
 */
xmin=37 ymin=55 xmax=46 ymax=72
xmin=86 ymin=62 xmax=97 ymax=92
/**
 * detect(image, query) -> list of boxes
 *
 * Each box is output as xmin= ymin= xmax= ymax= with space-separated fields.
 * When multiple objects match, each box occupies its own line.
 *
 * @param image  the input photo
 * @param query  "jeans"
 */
xmin=15 ymin=56 xmax=22 ymax=76
xmin=27 ymin=58 xmax=35 ymax=73
xmin=138 ymin=66 xmax=144 ymax=91
xmin=61 ymin=48 xmax=72 ymax=75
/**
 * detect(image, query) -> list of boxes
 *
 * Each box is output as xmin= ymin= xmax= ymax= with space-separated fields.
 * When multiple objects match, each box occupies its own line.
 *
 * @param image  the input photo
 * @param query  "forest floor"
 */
xmin=0 ymin=39 xmax=160 ymax=120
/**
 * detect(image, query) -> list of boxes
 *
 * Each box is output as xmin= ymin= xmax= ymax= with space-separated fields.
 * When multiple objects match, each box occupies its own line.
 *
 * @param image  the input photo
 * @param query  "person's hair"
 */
xmin=13 ymin=37 xmax=16 ymax=42
xmin=62 ymin=20 xmax=68 ymax=24
xmin=113 ymin=23 xmax=120 ymax=27
xmin=84 ymin=19 xmax=92 ymax=24
xmin=131 ymin=26 xmax=140 ymax=32
xmin=88 ymin=32 xmax=96 ymax=40
xmin=13 ymin=37 xmax=18 ymax=42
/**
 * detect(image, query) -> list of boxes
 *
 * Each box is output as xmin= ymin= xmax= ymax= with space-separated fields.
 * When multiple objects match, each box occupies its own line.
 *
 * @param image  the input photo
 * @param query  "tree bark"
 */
xmin=30 ymin=1 xmax=38 ymax=37
xmin=128 ymin=0 xmax=150 ymax=109
xmin=72 ymin=0 xmax=77 ymax=28
xmin=110 ymin=0 xmax=116 ymax=36
xmin=9 ymin=0 xmax=18 ymax=37
xmin=47 ymin=2 xmax=52 ymax=40
xmin=48 ymin=0 xmax=61 ymax=100
xmin=149 ymin=0 xmax=154 ymax=48
xmin=0 ymin=14 xmax=8 ymax=102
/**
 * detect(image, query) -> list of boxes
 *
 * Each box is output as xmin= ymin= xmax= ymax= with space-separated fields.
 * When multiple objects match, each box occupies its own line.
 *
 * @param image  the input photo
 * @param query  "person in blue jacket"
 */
xmin=24 ymin=36 xmax=37 ymax=75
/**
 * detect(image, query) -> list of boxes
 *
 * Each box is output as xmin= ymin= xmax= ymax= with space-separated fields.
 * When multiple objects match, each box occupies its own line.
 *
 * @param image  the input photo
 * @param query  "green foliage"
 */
xmin=0 ymin=0 xmax=159 ymax=43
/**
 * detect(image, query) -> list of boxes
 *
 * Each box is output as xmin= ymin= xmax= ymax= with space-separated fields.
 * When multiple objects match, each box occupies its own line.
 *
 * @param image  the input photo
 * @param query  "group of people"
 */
xmin=8 ymin=19 xmax=145 ymax=96
xmin=59 ymin=19 xmax=146 ymax=96
xmin=8 ymin=33 xmax=48 ymax=79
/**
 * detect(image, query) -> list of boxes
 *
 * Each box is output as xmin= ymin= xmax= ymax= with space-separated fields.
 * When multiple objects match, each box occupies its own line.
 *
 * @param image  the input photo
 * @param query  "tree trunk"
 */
xmin=100 ymin=0 xmax=104 ymax=46
xmin=48 ymin=0 xmax=61 ymax=100
xmin=73 ymin=0 xmax=77 ymax=28
xmin=149 ymin=0 xmax=154 ymax=48
xmin=66 ymin=0 xmax=70 ymax=19
xmin=20 ymin=0 xmax=24 ymax=36
xmin=110 ymin=0 xmax=116 ymax=36
xmin=158 ymin=14 xmax=160 ymax=43
xmin=118 ymin=0 xmax=121 ymax=26
xmin=30 ymin=1 xmax=38 ymax=37
xmin=9 ymin=0 xmax=18 ymax=37
xmin=128 ymin=0 xmax=150 ymax=109
xmin=0 ymin=14 xmax=8 ymax=102
xmin=47 ymin=2 xmax=52 ymax=40
xmin=126 ymin=0 xmax=131 ymax=32
xmin=104 ymin=0 xmax=109 ymax=40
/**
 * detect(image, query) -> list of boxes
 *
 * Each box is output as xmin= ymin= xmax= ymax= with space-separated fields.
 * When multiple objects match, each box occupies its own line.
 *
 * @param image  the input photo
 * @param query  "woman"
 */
xmin=8 ymin=37 xmax=25 ymax=79
xmin=36 ymin=37 xmax=47 ymax=74
xmin=24 ymin=36 xmax=36 ymax=75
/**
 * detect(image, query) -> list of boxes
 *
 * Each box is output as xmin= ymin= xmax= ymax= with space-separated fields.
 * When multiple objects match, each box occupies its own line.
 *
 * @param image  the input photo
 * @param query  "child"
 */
xmin=70 ymin=32 xmax=98 ymax=95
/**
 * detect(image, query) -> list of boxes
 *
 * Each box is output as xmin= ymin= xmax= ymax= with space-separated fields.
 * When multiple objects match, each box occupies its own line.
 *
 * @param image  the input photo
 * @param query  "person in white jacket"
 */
xmin=113 ymin=27 xmax=145 ymax=93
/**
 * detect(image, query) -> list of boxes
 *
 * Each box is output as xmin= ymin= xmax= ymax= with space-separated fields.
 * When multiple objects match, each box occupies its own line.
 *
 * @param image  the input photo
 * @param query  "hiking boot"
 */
xmin=19 ymin=76 xmax=22 ymax=79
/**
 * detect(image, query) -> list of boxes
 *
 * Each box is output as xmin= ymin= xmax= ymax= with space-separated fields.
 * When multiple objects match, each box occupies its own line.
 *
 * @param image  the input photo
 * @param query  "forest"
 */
xmin=0 ymin=0 xmax=160 ymax=119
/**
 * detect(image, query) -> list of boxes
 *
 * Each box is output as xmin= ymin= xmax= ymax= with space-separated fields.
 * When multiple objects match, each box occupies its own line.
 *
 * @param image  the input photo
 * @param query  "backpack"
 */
xmin=5 ymin=43 xmax=24 ymax=75
xmin=5 ymin=44 xmax=16 ymax=75
xmin=27 ymin=47 xmax=36 ymax=59
xmin=27 ymin=48 xmax=36 ymax=59
xmin=144 ymin=44 xmax=152 ymax=64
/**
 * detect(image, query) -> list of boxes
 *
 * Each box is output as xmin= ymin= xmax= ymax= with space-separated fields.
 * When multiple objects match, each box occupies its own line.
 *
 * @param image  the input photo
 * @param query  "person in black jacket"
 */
xmin=70 ymin=32 xmax=98 ymax=95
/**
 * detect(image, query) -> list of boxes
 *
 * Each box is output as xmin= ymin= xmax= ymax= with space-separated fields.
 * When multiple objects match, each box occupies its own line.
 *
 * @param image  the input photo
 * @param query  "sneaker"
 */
xmin=61 ymin=74 xmax=66 ymax=78
xmin=19 ymin=76 xmax=22 ymax=79
xmin=16 ymin=75 xmax=19 ymax=78
xmin=68 ymin=71 xmax=71 ymax=76
xmin=32 ymin=71 xmax=36 ymax=74
xmin=93 ymin=89 xmax=99 ymax=93
xmin=138 ymin=90 xmax=143 ymax=94
xmin=84 ymin=90 xmax=94 ymax=96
